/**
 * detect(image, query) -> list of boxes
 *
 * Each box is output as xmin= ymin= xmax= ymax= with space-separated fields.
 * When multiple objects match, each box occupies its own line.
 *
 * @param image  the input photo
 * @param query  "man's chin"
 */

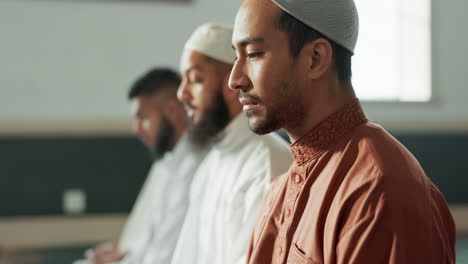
xmin=189 ymin=115 xmax=202 ymax=126
xmin=248 ymin=117 xmax=279 ymax=135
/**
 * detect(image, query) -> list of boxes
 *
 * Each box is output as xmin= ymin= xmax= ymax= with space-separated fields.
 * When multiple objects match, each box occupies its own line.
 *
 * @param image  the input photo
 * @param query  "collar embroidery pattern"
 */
xmin=290 ymin=100 xmax=367 ymax=165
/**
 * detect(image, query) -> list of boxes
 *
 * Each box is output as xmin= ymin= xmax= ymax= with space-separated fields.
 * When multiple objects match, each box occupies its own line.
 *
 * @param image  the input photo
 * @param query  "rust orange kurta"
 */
xmin=247 ymin=100 xmax=456 ymax=264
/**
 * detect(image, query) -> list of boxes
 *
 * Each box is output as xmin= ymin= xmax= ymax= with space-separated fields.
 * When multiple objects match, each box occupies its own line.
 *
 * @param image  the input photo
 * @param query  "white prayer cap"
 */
xmin=272 ymin=0 xmax=359 ymax=54
xmin=184 ymin=23 xmax=236 ymax=64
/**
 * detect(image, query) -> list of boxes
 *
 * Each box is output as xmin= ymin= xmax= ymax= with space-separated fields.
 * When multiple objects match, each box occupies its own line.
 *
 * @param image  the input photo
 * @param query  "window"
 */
xmin=353 ymin=0 xmax=431 ymax=101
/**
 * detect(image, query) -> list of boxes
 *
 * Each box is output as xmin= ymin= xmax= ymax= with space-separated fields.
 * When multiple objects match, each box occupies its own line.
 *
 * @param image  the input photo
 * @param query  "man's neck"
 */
xmin=286 ymin=82 xmax=356 ymax=143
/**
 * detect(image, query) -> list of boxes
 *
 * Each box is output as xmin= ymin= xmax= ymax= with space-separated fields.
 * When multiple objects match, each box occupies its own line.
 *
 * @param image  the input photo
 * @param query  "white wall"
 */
xmin=0 ymin=0 xmax=467 ymax=134
xmin=362 ymin=0 xmax=468 ymax=131
xmin=0 ymin=0 xmax=243 ymax=134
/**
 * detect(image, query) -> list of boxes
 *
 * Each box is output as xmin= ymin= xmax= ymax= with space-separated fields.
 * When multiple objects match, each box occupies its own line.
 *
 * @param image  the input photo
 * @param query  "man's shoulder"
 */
xmin=349 ymin=121 xmax=423 ymax=177
xmin=336 ymin=121 xmax=432 ymax=203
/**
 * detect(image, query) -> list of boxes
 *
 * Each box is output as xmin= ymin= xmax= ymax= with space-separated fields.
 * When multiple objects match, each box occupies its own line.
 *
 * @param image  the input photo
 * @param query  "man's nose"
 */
xmin=229 ymin=60 xmax=250 ymax=91
xmin=177 ymin=79 xmax=192 ymax=103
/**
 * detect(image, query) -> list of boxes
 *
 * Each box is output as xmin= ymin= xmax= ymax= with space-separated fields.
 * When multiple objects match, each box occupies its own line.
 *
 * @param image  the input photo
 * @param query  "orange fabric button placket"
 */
xmin=274 ymin=170 xmax=306 ymax=264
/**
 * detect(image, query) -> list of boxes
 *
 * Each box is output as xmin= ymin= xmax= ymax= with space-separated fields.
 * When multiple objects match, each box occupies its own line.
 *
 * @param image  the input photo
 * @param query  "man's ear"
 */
xmin=302 ymin=38 xmax=333 ymax=80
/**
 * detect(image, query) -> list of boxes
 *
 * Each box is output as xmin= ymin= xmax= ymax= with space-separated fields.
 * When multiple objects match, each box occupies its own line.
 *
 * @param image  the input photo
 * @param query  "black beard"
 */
xmin=188 ymin=90 xmax=230 ymax=148
xmin=151 ymin=115 xmax=175 ymax=161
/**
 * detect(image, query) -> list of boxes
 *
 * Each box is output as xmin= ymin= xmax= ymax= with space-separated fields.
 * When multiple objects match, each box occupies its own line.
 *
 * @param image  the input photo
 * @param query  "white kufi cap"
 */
xmin=272 ymin=0 xmax=359 ymax=54
xmin=184 ymin=23 xmax=236 ymax=64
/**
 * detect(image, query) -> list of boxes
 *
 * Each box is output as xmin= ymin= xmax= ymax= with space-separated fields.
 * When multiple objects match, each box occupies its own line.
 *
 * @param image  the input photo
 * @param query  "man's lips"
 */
xmin=239 ymin=95 xmax=260 ymax=111
xmin=183 ymin=102 xmax=197 ymax=117
xmin=239 ymin=97 xmax=257 ymax=105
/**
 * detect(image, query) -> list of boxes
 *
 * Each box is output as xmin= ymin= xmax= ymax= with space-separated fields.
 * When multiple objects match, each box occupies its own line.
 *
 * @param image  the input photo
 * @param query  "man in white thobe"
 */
xmin=116 ymin=134 xmax=204 ymax=264
xmin=78 ymin=68 xmax=206 ymax=264
xmin=171 ymin=23 xmax=293 ymax=264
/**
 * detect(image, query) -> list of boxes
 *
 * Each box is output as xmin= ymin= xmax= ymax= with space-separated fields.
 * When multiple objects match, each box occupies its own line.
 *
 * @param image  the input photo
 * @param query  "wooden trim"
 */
xmin=0 ymin=207 xmax=466 ymax=250
xmin=0 ymin=214 xmax=127 ymax=249
xmin=1 ymin=119 xmax=468 ymax=136
xmin=377 ymin=120 xmax=468 ymax=133
xmin=0 ymin=120 xmax=132 ymax=136
xmin=451 ymin=205 xmax=468 ymax=235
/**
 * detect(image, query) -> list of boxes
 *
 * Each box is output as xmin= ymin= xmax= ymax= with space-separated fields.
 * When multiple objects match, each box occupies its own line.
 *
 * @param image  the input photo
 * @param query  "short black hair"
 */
xmin=128 ymin=68 xmax=181 ymax=99
xmin=276 ymin=10 xmax=352 ymax=82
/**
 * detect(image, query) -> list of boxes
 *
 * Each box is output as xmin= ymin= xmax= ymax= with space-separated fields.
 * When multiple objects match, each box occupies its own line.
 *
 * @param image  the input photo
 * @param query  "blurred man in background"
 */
xmin=171 ymin=23 xmax=292 ymax=264
xmin=230 ymin=0 xmax=456 ymax=263
xmin=78 ymin=68 xmax=206 ymax=264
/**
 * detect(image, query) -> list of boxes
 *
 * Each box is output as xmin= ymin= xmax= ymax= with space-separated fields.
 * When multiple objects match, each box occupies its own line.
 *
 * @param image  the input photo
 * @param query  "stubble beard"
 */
xmin=249 ymin=79 xmax=304 ymax=135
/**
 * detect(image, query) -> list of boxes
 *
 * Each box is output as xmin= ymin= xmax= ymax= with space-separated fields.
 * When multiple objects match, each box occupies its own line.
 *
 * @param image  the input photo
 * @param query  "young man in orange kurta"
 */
xmin=229 ymin=0 xmax=456 ymax=263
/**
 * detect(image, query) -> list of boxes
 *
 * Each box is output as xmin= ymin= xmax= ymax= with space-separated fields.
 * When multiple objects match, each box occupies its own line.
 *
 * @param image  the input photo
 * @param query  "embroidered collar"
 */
xmin=290 ymin=100 xmax=367 ymax=165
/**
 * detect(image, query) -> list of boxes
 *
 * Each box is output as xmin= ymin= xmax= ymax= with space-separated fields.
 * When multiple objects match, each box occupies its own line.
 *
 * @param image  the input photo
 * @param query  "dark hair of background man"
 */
xmin=128 ymin=68 xmax=181 ymax=99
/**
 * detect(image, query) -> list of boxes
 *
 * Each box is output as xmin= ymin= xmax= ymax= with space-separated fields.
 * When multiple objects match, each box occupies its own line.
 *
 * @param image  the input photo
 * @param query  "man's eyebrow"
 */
xmin=233 ymin=37 xmax=265 ymax=49
xmin=184 ymin=65 xmax=202 ymax=73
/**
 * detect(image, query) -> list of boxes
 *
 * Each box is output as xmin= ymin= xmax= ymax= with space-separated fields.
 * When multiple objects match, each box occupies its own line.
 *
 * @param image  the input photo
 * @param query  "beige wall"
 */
xmin=0 ymin=0 xmax=467 ymax=133
xmin=363 ymin=0 xmax=468 ymax=132
xmin=0 ymin=214 xmax=126 ymax=249
xmin=0 ymin=0 xmax=243 ymax=127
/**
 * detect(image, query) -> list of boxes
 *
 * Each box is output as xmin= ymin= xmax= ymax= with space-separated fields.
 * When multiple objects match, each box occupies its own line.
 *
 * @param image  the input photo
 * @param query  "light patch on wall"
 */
xmin=353 ymin=0 xmax=431 ymax=102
